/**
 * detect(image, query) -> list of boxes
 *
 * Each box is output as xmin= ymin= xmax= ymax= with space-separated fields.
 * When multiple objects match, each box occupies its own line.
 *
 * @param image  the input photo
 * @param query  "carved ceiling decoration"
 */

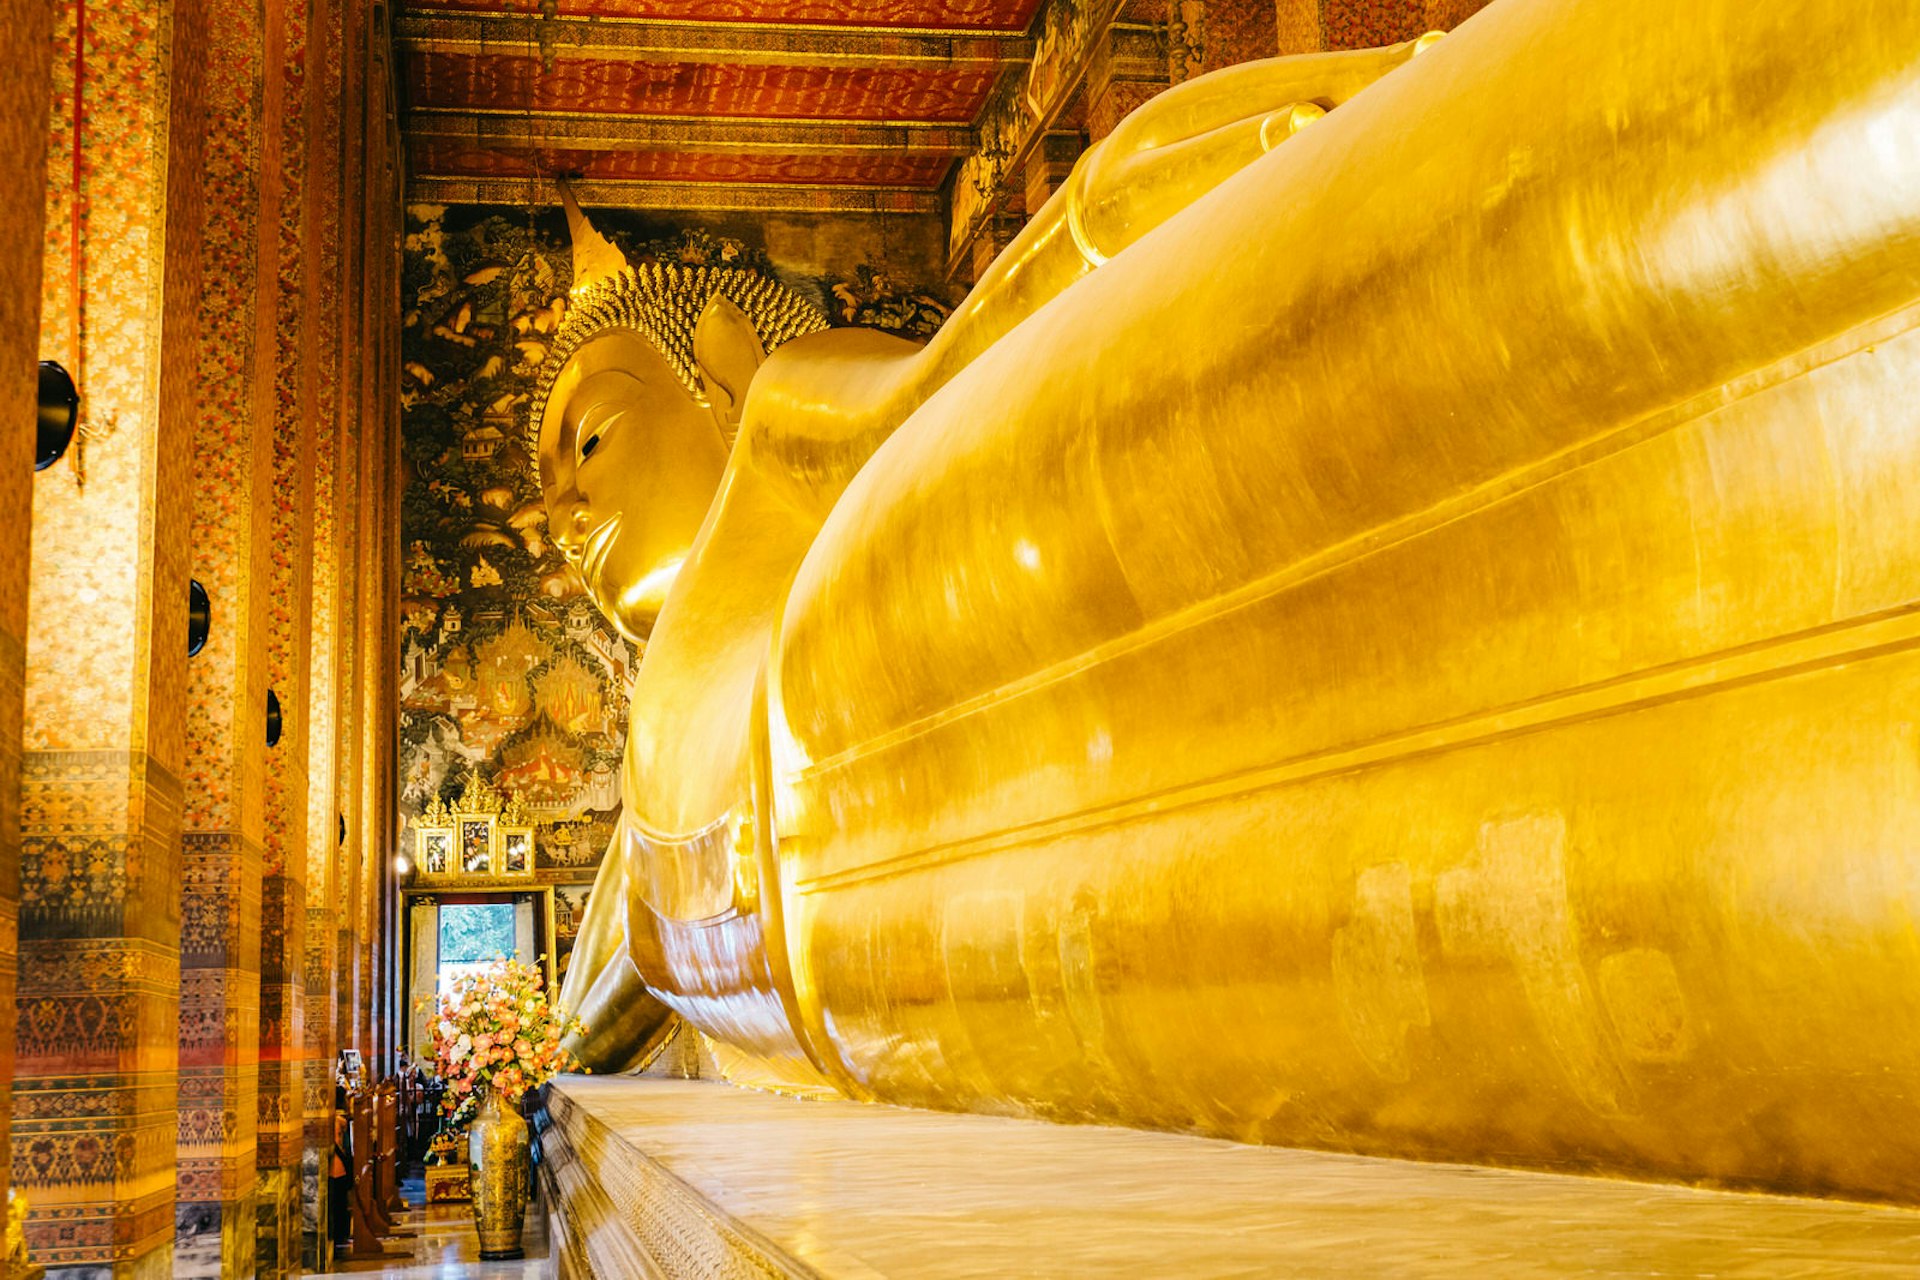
xmin=397 ymin=0 xmax=1044 ymax=214
xmin=395 ymin=0 xmax=1473 ymax=265
xmin=405 ymin=0 xmax=1044 ymax=28
xmin=412 ymin=141 xmax=954 ymax=187
xmin=404 ymin=53 xmax=1005 ymax=122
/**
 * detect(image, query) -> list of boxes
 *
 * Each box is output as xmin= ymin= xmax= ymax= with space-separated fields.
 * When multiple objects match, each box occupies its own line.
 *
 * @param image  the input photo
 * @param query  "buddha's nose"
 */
xmin=553 ymin=501 xmax=593 ymax=559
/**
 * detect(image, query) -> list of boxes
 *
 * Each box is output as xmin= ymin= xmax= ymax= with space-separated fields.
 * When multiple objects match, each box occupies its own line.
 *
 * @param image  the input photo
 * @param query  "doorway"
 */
xmin=404 ymin=890 xmax=555 ymax=1068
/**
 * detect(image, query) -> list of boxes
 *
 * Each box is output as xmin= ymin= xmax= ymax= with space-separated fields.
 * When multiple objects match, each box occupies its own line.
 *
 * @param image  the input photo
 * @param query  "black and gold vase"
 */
xmin=468 ymin=1083 xmax=530 ymax=1260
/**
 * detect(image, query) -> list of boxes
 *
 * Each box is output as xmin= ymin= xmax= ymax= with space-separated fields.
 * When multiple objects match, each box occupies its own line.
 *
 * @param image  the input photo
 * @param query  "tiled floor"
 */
xmin=550 ymin=1075 xmax=1920 ymax=1278
xmin=331 ymin=1177 xmax=555 ymax=1279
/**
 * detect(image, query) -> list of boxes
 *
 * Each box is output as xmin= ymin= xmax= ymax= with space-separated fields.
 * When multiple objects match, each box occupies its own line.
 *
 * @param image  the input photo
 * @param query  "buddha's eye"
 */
xmin=577 ymin=408 xmax=618 ymax=466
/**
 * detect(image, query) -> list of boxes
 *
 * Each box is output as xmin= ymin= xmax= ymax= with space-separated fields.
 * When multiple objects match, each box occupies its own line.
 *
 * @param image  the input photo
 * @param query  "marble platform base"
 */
xmin=533 ymin=1075 xmax=1920 ymax=1278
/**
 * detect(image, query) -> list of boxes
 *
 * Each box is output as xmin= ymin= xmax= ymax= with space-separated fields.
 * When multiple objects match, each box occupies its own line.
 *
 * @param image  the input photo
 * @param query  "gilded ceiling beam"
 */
xmin=405 ymin=111 xmax=978 ymax=157
xmin=394 ymin=12 xmax=1033 ymax=69
xmin=405 ymin=174 xmax=944 ymax=215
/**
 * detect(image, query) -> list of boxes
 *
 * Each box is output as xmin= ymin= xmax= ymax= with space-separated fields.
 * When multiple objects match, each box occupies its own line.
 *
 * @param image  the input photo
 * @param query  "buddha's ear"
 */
xmin=693 ymin=294 xmax=766 ymax=444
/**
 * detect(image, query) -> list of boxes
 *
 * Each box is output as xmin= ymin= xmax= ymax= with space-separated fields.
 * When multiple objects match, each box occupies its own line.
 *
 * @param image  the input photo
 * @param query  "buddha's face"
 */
xmin=537 ymin=328 xmax=730 ymax=644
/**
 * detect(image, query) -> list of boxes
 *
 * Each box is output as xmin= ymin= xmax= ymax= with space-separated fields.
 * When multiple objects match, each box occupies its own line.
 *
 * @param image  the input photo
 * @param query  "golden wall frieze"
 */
xmin=395 ymin=11 xmax=1033 ymax=69
xmin=406 ymin=110 xmax=977 ymax=156
xmin=407 ymin=175 xmax=944 ymax=214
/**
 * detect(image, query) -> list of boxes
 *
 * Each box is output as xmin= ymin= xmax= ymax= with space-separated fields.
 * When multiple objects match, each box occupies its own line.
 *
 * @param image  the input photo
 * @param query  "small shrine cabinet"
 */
xmin=413 ymin=774 xmax=536 ymax=883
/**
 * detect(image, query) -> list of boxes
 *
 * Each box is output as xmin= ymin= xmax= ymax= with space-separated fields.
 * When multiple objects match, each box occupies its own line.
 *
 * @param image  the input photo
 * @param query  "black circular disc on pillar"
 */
xmin=266 ymin=689 xmax=283 ymax=747
xmin=36 ymin=361 xmax=78 ymax=471
xmin=187 ymin=579 xmax=211 ymax=656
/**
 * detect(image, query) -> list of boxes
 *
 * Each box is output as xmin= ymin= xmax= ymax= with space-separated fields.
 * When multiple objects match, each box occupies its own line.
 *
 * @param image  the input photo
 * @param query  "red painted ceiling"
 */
xmin=410 ymin=142 xmax=954 ymax=187
xmin=398 ymin=0 xmax=1037 ymax=205
xmin=407 ymin=51 xmax=1000 ymax=122
xmin=405 ymin=0 xmax=1042 ymax=32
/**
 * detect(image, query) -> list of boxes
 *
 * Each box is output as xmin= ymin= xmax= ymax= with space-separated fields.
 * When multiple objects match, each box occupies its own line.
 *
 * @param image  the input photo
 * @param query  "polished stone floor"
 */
xmin=550 ymin=1075 xmax=1920 ymax=1278
xmin=330 ymin=1178 xmax=554 ymax=1279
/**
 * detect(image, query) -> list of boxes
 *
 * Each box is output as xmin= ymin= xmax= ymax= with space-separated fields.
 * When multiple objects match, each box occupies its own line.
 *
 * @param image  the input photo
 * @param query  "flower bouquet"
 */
xmin=424 ymin=957 xmax=587 ymax=1125
xmin=421 ymin=958 xmax=587 ymax=1257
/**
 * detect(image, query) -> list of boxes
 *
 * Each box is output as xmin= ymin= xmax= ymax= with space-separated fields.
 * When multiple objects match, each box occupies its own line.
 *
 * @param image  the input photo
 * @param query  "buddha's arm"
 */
xmin=557 ymin=828 xmax=675 ymax=1072
xmin=935 ymin=36 xmax=1439 ymax=372
xmin=740 ymin=37 xmax=1439 ymax=517
xmin=617 ymin=37 xmax=1449 ymax=830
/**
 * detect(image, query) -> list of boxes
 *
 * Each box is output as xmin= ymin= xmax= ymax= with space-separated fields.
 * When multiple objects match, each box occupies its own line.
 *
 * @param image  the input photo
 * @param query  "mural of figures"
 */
xmin=400 ymin=201 xmax=954 ymax=974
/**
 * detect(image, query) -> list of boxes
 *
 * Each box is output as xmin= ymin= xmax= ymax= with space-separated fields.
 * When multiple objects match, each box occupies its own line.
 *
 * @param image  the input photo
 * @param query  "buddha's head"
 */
xmin=530 ymin=189 xmax=826 ymax=643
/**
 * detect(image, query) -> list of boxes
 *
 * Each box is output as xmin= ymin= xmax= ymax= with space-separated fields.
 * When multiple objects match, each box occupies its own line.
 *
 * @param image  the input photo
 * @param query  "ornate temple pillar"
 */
xmin=255 ymin=0 xmax=319 ymax=1264
xmin=1024 ymin=131 xmax=1082 ymax=220
xmin=1275 ymin=0 xmax=1492 ymax=54
xmin=331 ymin=0 xmax=369 ymax=1085
xmin=1175 ymin=0 xmax=1282 ymax=73
xmin=299 ymin=0 xmax=349 ymax=1260
xmin=1273 ymin=0 xmax=1320 ymax=54
xmin=1086 ymin=23 xmax=1171 ymax=143
xmin=172 ymin=0 xmax=284 ymax=1272
xmin=970 ymin=212 xmax=1024 ymax=285
xmin=350 ymin=4 xmax=404 ymax=1072
xmin=350 ymin=393 xmax=385 ymax=1067
xmin=369 ymin=206 xmax=405 ymax=1074
xmin=0 ymin=0 xmax=54 ymax=1248
xmin=13 ymin=0 xmax=208 ymax=1272
xmin=350 ymin=115 xmax=378 ymax=1077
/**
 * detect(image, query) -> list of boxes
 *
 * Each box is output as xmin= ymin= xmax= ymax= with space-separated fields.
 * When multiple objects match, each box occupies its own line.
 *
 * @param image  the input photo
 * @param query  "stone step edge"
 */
xmin=534 ymin=1081 xmax=824 ymax=1280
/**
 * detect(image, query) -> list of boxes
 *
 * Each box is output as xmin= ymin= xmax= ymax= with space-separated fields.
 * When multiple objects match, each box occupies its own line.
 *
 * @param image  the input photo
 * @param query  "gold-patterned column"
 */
xmin=969 ymin=212 xmax=1023 ymax=285
xmin=331 ymin=0 xmax=369 ymax=1082
xmin=1191 ymin=0 xmax=1278 ymax=70
xmin=1024 ymin=131 xmax=1082 ymax=219
xmin=350 ymin=391 xmax=376 ymax=1064
xmin=14 ymin=0 xmax=207 ymax=1273
xmin=255 ymin=0 xmax=318 ymax=1264
xmin=1277 ymin=0 xmax=1493 ymax=54
xmin=1273 ymin=0 xmax=1321 ymax=54
xmin=1085 ymin=23 xmax=1171 ymax=143
xmin=373 ymin=158 xmax=406 ymax=1074
xmin=348 ymin=11 xmax=374 ymax=1071
xmin=350 ymin=0 xmax=404 ymax=1068
xmin=173 ymin=0 xmax=284 ymax=1272
xmin=299 ymin=0 xmax=347 ymax=1259
xmin=0 ymin=0 xmax=55 ymax=1250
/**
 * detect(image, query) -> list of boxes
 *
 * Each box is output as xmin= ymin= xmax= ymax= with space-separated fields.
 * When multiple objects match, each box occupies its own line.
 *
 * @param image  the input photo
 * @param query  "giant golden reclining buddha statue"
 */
xmin=537 ymin=0 xmax=1920 ymax=1204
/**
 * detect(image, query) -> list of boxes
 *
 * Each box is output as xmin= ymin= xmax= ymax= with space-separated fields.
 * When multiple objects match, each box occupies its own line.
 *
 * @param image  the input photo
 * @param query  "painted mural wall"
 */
xmin=398 ymin=202 xmax=953 ymax=977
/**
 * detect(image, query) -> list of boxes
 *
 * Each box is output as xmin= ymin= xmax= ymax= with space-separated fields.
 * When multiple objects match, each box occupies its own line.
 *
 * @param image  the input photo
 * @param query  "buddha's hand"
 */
xmin=1068 ymin=33 xmax=1443 ymax=263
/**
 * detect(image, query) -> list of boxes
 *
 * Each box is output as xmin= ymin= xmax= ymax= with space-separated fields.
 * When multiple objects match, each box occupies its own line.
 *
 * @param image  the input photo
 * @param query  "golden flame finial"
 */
xmin=559 ymin=179 xmax=631 ymax=296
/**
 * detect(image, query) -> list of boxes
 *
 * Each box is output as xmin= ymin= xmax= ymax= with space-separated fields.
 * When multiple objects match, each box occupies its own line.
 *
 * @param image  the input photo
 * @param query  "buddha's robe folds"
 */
xmin=607 ymin=0 xmax=1920 ymax=1200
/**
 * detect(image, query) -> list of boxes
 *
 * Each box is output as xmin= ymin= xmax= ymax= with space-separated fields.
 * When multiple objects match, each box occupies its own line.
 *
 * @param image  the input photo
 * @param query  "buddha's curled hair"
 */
xmin=528 ymin=262 xmax=829 ymax=455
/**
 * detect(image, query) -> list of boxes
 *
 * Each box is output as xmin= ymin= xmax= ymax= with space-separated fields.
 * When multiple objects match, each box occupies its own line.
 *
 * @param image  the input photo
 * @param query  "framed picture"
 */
xmin=461 ymin=819 xmax=493 ymax=874
xmin=410 ymin=776 xmax=537 ymax=883
xmin=502 ymin=828 xmax=532 ymax=874
xmin=422 ymin=829 xmax=453 ymax=875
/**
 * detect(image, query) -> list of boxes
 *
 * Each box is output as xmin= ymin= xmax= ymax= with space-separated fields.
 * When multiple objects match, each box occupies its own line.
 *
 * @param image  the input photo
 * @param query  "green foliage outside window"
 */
xmin=440 ymin=902 xmax=515 ymax=964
